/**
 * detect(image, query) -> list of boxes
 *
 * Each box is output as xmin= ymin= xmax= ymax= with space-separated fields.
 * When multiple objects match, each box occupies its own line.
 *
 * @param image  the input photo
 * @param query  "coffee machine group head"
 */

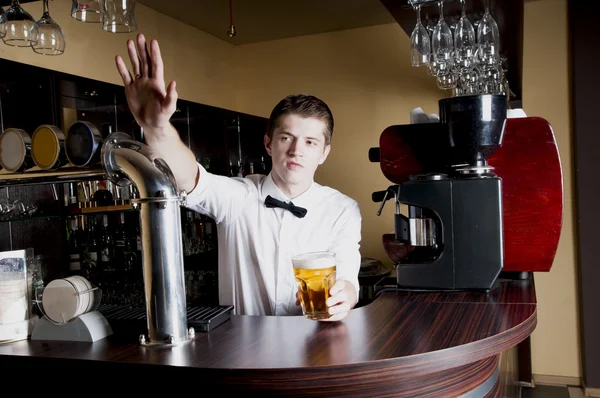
xmin=372 ymin=94 xmax=507 ymax=292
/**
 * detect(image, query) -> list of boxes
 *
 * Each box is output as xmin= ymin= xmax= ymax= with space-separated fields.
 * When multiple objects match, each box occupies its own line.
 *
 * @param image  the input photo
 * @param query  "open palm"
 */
xmin=115 ymin=34 xmax=178 ymax=140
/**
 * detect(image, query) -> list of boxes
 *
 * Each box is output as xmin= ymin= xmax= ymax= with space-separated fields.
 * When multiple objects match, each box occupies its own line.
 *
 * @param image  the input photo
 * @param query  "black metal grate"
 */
xmin=98 ymin=304 xmax=234 ymax=333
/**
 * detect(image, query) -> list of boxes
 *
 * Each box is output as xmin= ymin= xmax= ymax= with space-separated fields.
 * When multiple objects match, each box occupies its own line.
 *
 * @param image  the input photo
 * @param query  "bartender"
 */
xmin=114 ymin=33 xmax=362 ymax=321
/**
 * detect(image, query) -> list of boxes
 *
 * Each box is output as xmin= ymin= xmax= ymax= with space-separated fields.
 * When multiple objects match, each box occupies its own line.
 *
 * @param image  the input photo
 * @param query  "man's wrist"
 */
xmin=142 ymin=124 xmax=179 ymax=145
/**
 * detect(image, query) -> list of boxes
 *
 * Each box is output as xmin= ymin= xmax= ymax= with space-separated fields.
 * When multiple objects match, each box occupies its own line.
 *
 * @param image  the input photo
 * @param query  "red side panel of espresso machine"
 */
xmin=378 ymin=117 xmax=564 ymax=272
xmin=489 ymin=117 xmax=563 ymax=272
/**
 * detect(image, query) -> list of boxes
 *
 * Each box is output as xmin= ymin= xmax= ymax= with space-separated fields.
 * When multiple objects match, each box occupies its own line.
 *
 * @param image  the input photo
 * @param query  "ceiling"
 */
xmin=137 ymin=0 xmax=397 ymax=45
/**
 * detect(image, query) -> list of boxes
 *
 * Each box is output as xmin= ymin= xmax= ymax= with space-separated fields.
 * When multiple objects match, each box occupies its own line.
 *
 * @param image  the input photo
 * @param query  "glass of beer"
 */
xmin=292 ymin=251 xmax=336 ymax=320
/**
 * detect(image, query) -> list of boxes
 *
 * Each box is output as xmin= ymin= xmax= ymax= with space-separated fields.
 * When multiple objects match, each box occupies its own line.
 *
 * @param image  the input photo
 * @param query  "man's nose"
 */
xmin=288 ymin=140 xmax=303 ymax=156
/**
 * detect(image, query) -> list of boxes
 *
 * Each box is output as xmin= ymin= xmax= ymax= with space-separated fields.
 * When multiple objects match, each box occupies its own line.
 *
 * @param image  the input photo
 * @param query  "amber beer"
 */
xmin=292 ymin=251 xmax=336 ymax=320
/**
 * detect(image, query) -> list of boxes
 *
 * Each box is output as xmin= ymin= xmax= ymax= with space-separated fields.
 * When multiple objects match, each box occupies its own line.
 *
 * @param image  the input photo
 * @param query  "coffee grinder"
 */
xmin=371 ymin=94 xmax=507 ymax=292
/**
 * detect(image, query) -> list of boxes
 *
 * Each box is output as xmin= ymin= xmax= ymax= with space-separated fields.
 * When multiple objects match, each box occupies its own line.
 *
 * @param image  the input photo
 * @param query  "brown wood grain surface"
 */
xmin=0 ymin=279 xmax=536 ymax=396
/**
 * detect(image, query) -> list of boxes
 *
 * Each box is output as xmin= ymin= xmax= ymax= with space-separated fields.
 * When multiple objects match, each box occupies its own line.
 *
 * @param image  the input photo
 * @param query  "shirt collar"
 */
xmin=261 ymin=173 xmax=318 ymax=209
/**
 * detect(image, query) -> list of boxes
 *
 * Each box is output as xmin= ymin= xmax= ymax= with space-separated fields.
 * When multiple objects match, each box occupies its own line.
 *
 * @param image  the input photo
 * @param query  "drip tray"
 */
xmin=97 ymin=304 xmax=234 ymax=335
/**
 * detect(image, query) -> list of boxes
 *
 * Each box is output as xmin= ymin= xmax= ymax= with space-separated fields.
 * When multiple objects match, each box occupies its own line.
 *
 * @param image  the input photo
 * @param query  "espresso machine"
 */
xmin=371 ymin=94 xmax=507 ymax=292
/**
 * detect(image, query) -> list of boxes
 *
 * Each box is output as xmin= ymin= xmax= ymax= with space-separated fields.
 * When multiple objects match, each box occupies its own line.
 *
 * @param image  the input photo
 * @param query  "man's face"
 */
xmin=264 ymin=113 xmax=331 ymax=190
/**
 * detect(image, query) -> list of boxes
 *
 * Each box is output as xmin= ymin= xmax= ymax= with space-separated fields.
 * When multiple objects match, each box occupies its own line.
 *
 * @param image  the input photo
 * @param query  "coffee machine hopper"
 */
xmin=369 ymin=94 xmax=564 ymax=292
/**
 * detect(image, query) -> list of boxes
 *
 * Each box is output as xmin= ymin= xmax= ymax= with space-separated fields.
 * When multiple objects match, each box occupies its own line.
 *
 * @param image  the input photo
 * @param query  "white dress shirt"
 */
xmin=185 ymin=163 xmax=362 ymax=316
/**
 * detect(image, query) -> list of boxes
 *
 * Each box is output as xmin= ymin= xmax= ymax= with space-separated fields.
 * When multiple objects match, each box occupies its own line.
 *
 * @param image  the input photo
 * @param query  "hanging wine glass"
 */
xmin=71 ymin=0 xmax=103 ymax=23
xmin=476 ymin=0 xmax=500 ymax=66
xmin=432 ymin=2 xmax=453 ymax=65
xmin=457 ymin=67 xmax=481 ymax=96
xmin=481 ymin=63 xmax=503 ymax=94
xmin=31 ymin=0 xmax=66 ymax=55
xmin=102 ymin=0 xmax=137 ymax=33
xmin=2 ymin=0 xmax=37 ymax=47
xmin=0 ymin=6 xmax=7 ymax=39
xmin=431 ymin=1 xmax=456 ymax=90
xmin=454 ymin=0 xmax=476 ymax=71
xmin=410 ymin=4 xmax=431 ymax=67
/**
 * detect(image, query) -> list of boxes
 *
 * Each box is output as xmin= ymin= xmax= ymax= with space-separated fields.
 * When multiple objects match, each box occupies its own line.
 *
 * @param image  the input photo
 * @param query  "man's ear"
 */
xmin=264 ymin=134 xmax=272 ymax=156
xmin=319 ymin=144 xmax=331 ymax=165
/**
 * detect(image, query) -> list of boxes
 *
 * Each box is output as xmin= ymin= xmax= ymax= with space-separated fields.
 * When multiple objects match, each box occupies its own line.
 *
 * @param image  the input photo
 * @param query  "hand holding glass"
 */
xmin=292 ymin=252 xmax=336 ymax=321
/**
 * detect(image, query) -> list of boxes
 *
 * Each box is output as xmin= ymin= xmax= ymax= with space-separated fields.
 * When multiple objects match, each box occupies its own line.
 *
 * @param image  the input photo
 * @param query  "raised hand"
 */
xmin=115 ymin=33 xmax=178 ymax=142
xmin=114 ymin=33 xmax=199 ymax=193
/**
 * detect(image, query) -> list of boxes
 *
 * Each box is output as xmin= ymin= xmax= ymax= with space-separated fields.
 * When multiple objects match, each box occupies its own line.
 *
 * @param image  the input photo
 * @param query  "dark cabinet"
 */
xmin=56 ymin=75 xmax=117 ymax=137
xmin=0 ymin=61 xmax=55 ymax=133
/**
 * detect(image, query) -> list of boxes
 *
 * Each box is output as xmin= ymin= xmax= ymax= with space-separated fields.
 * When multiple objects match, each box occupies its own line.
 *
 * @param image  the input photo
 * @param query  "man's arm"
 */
xmin=115 ymin=34 xmax=251 ymax=224
xmin=115 ymin=33 xmax=198 ymax=193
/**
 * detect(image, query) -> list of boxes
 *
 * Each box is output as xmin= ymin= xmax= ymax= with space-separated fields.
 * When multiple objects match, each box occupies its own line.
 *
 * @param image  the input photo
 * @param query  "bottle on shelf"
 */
xmin=81 ymin=214 xmax=99 ymax=281
xmin=67 ymin=216 xmax=82 ymax=276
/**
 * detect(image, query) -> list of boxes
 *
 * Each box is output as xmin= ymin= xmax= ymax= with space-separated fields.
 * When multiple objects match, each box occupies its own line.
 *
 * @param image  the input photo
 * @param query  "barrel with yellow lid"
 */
xmin=31 ymin=125 xmax=67 ymax=170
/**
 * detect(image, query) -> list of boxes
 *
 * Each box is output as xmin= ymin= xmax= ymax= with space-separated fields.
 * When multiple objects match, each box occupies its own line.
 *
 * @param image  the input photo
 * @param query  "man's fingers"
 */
xmin=115 ymin=55 xmax=132 ymax=85
xmin=163 ymin=81 xmax=178 ymax=113
xmin=144 ymin=38 xmax=153 ymax=78
xmin=126 ymin=39 xmax=140 ymax=77
xmin=329 ymin=280 xmax=346 ymax=296
xmin=328 ymin=302 xmax=351 ymax=316
xmin=151 ymin=39 xmax=164 ymax=83
xmin=136 ymin=33 xmax=149 ymax=77
xmin=326 ymin=289 xmax=347 ymax=308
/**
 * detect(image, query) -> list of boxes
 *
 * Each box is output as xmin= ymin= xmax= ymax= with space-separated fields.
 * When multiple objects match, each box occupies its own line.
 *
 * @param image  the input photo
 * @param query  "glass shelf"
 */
xmin=0 ymin=214 xmax=60 ymax=223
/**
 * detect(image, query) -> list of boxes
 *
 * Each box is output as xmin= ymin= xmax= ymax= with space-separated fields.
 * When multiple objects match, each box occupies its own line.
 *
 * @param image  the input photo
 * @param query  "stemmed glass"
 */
xmin=0 ymin=6 xmax=6 ymax=39
xmin=453 ymin=0 xmax=480 ymax=96
xmin=1 ymin=0 xmax=37 ymax=47
xmin=454 ymin=0 xmax=476 ymax=71
xmin=476 ymin=0 xmax=500 ymax=66
xmin=431 ymin=1 xmax=455 ymax=89
xmin=31 ymin=0 xmax=66 ymax=55
xmin=477 ymin=0 xmax=503 ymax=94
xmin=71 ymin=0 xmax=103 ymax=23
xmin=410 ymin=4 xmax=431 ymax=67
xmin=102 ymin=0 xmax=137 ymax=33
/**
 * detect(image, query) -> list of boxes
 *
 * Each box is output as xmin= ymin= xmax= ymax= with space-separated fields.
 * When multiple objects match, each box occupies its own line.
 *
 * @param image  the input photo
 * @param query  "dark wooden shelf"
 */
xmin=68 ymin=204 xmax=133 ymax=215
xmin=0 ymin=166 xmax=105 ymax=187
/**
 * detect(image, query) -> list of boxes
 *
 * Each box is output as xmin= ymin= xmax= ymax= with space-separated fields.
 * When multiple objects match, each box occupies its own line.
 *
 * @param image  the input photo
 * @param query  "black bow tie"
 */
xmin=264 ymin=195 xmax=307 ymax=218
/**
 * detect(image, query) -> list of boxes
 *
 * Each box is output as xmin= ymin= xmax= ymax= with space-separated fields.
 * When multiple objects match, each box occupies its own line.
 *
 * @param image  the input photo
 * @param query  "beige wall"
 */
xmin=0 ymin=0 xmax=237 ymax=110
xmin=0 ymin=0 xmax=579 ymax=380
xmin=521 ymin=0 xmax=580 ymax=380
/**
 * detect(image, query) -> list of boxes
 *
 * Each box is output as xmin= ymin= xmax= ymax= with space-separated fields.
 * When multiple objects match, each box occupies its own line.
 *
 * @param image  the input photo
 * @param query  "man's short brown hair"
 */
xmin=266 ymin=94 xmax=334 ymax=146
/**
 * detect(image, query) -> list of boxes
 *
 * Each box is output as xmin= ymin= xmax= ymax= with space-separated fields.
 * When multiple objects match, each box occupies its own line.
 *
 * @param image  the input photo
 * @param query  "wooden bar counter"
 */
xmin=0 ymin=276 xmax=536 ymax=397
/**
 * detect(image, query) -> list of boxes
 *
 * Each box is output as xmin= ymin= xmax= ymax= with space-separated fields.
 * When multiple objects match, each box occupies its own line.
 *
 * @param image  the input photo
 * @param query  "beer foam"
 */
xmin=292 ymin=252 xmax=335 ymax=270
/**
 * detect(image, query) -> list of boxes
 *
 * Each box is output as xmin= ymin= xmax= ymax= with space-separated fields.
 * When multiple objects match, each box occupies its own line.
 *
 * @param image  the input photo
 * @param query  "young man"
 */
xmin=115 ymin=34 xmax=362 ymax=321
